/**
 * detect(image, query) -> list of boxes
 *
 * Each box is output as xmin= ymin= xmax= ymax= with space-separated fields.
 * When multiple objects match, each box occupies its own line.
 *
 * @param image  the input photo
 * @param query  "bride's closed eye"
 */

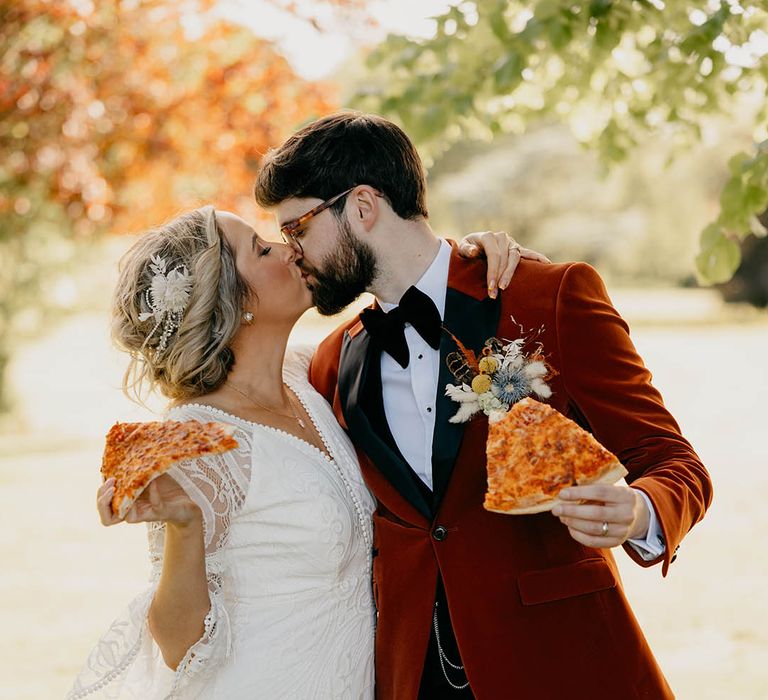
xmin=251 ymin=232 xmax=272 ymax=257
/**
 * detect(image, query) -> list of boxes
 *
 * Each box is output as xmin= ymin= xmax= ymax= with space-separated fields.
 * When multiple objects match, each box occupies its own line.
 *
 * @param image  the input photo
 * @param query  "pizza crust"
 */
xmin=485 ymin=498 xmax=563 ymax=516
xmin=580 ymin=460 xmax=627 ymax=486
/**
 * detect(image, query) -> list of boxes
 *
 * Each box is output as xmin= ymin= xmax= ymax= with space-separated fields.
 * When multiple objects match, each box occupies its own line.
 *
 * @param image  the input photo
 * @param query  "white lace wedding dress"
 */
xmin=67 ymin=349 xmax=376 ymax=699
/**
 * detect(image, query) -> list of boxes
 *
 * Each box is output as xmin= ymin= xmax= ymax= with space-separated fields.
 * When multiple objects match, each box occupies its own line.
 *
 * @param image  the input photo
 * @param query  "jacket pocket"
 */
xmin=517 ymin=557 xmax=617 ymax=606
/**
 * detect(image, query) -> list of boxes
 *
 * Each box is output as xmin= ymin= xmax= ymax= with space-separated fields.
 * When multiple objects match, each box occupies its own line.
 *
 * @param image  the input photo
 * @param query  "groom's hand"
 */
xmin=458 ymin=231 xmax=551 ymax=299
xmin=551 ymin=484 xmax=650 ymax=549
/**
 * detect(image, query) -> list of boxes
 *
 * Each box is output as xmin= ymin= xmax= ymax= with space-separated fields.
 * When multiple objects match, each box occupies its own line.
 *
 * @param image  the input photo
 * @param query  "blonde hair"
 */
xmin=112 ymin=206 xmax=248 ymax=403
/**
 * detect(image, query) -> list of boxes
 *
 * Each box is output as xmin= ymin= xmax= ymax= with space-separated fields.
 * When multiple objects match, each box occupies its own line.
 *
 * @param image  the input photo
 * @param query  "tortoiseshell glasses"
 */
xmin=279 ymin=186 xmax=356 ymax=252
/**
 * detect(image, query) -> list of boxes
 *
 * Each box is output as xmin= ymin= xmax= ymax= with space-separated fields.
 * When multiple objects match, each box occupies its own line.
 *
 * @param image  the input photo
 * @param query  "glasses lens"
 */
xmin=282 ymin=230 xmax=302 ymax=254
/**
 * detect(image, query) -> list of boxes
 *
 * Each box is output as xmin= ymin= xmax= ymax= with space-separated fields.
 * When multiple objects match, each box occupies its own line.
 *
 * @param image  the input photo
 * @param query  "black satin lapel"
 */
xmin=431 ymin=289 xmax=502 ymax=507
xmin=338 ymin=330 xmax=432 ymax=519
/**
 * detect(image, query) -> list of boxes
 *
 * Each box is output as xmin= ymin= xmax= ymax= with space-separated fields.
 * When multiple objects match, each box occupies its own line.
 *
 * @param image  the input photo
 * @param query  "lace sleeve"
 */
xmin=67 ymin=415 xmax=252 ymax=700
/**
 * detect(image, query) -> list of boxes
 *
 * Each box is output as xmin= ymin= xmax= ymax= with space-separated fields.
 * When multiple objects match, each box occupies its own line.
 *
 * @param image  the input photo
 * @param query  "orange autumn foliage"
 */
xmin=1 ymin=0 xmax=343 ymax=237
xmin=0 ymin=0 xmax=359 ymax=409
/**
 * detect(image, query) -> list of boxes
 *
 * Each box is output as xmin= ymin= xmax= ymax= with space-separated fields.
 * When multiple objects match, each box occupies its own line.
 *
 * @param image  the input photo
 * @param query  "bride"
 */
xmin=67 ymin=206 xmax=530 ymax=699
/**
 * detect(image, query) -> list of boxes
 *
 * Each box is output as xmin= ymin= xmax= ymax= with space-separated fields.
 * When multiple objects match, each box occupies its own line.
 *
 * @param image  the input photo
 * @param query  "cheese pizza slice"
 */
xmin=484 ymin=398 xmax=627 ymax=515
xmin=101 ymin=420 xmax=238 ymax=518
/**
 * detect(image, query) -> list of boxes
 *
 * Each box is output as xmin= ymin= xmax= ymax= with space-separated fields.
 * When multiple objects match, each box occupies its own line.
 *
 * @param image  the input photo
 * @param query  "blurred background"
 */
xmin=1 ymin=1 xmax=767 ymax=697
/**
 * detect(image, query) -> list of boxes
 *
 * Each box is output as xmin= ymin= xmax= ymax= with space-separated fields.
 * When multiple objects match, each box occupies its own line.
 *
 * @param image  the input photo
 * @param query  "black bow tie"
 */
xmin=360 ymin=286 xmax=442 ymax=369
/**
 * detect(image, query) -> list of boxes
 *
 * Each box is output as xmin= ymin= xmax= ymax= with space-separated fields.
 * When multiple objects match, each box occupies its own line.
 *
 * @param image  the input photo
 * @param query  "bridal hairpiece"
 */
xmin=139 ymin=254 xmax=193 ymax=356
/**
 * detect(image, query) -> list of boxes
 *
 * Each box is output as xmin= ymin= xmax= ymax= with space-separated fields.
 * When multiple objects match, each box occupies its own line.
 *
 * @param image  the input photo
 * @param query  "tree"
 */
xmin=353 ymin=0 xmax=768 ymax=286
xmin=716 ymin=210 xmax=768 ymax=306
xmin=0 ymin=0 xmax=345 ymax=411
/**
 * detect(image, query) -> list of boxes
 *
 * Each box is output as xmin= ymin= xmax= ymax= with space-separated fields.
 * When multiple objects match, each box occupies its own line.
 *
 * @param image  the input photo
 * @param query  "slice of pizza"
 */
xmin=484 ymin=398 xmax=627 ymax=515
xmin=101 ymin=420 xmax=238 ymax=518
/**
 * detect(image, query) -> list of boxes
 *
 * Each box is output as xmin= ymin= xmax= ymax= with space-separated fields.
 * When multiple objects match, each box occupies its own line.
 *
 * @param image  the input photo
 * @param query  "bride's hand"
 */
xmin=97 ymin=474 xmax=200 ymax=528
xmin=458 ymin=231 xmax=551 ymax=299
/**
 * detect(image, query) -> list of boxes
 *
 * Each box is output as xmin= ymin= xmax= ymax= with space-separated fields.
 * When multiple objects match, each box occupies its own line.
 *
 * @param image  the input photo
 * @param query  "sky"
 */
xmin=210 ymin=0 xmax=456 ymax=79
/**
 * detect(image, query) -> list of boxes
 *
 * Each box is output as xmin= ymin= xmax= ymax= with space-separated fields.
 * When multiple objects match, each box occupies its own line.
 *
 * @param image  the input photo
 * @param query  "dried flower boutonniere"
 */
xmin=444 ymin=328 xmax=553 ymax=424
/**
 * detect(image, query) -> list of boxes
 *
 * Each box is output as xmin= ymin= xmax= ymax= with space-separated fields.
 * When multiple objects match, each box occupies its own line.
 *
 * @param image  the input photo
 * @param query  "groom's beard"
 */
xmin=303 ymin=217 xmax=377 ymax=316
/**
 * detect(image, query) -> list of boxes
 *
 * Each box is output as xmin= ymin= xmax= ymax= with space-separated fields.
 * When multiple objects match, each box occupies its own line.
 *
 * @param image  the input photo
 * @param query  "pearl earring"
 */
xmin=242 ymin=311 xmax=254 ymax=324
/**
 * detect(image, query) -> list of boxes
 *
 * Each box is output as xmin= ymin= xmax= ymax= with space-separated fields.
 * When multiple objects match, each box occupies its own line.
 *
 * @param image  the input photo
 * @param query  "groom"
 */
xmin=254 ymin=112 xmax=712 ymax=699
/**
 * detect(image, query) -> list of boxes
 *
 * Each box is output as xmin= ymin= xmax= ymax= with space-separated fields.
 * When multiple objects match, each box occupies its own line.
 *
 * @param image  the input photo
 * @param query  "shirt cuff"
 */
xmin=626 ymin=490 xmax=666 ymax=562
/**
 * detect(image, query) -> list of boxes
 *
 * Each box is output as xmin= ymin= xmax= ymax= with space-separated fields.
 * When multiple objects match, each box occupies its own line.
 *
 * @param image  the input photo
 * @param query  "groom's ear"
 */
xmin=350 ymin=186 xmax=380 ymax=232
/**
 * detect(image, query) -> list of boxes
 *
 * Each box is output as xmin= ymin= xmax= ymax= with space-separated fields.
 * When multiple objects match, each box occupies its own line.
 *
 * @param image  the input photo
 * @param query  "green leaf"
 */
xmin=594 ymin=21 xmax=621 ymax=51
xmin=727 ymin=151 xmax=750 ymax=176
xmin=718 ymin=205 xmax=750 ymax=235
xmin=744 ymin=184 xmax=768 ymax=217
xmin=489 ymin=4 xmax=511 ymax=43
xmin=519 ymin=17 xmax=543 ymax=43
xmin=493 ymin=53 xmax=524 ymax=92
xmin=589 ymin=0 xmax=613 ymax=19
xmin=747 ymin=155 xmax=768 ymax=189
xmin=718 ymin=175 xmax=768 ymax=235
xmin=699 ymin=223 xmax=722 ymax=249
xmin=695 ymin=229 xmax=742 ymax=284
xmin=720 ymin=177 xmax=744 ymax=214
xmin=548 ymin=20 xmax=573 ymax=51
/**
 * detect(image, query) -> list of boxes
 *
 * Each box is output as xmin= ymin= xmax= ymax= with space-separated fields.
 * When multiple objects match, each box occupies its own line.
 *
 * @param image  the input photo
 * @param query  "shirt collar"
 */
xmin=379 ymin=239 xmax=451 ymax=320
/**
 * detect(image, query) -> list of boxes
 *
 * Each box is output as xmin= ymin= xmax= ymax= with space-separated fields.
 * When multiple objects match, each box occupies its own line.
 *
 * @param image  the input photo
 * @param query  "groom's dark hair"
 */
xmin=253 ymin=111 xmax=428 ymax=220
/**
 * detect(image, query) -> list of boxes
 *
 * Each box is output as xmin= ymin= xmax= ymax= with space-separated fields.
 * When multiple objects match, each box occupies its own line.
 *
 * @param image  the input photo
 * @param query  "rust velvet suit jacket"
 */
xmin=308 ymin=243 xmax=712 ymax=699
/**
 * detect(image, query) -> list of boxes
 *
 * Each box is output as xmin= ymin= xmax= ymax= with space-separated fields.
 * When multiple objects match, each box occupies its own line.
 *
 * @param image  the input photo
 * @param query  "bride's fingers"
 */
xmin=478 ymin=232 xmax=505 ymax=298
xmin=457 ymin=240 xmax=481 ymax=257
xmin=124 ymin=504 xmax=140 ymax=523
xmin=518 ymin=246 xmax=551 ymax=264
xmin=96 ymin=478 xmax=119 ymax=526
xmin=488 ymin=232 xmax=514 ymax=295
xmin=499 ymin=242 xmax=522 ymax=290
xmin=126 ymin=485 xmax=176 ymax=524
xmin=124 ymin=501 xmax=156 ymax=524
xmin=148 ymin=480 xmax=163 ymax=509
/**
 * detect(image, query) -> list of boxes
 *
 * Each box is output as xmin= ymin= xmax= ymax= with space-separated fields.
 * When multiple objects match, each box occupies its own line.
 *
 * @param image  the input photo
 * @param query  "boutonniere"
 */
xmin=444 ymin=328 xmax=553 ymax=424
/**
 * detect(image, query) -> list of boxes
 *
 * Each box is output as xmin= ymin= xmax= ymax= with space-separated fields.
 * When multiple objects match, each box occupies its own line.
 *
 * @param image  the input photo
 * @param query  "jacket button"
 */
xmin=432 ymin=525 xmax=448 ymax=541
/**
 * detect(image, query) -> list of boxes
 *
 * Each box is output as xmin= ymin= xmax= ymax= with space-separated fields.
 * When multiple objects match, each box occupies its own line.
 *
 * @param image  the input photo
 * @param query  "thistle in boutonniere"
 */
xmin=444 ymin=329 xmax=553 ymax=424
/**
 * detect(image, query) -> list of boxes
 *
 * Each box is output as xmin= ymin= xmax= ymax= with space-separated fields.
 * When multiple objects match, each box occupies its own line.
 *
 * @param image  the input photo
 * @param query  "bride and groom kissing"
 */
xmin=69 ymin=112 xmax=710 ymax=699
